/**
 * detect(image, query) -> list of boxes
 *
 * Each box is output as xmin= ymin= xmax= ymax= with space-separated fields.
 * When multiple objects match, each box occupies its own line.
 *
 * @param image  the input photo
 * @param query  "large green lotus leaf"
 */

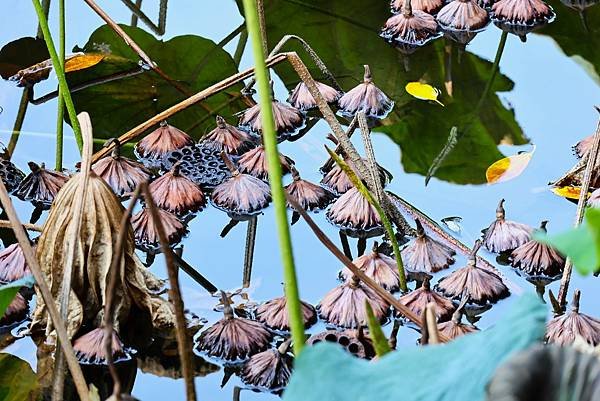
xmin=536 ymin=0 xmax=600 ymax=85
xmin=0 ymin=353 xmax=38 ymax=401
xmin=258 ymin=0 xmax=527 ymax=184
xmin=283 ymin=293 xmax=546 ymax=401
xmin=67 ymin=25 xmax=246 ymax=141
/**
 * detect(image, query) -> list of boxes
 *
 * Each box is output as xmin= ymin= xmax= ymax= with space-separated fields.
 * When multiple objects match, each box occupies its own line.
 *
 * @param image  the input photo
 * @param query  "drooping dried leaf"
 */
xmin=486 ymin=147 xmax=535 ymax=184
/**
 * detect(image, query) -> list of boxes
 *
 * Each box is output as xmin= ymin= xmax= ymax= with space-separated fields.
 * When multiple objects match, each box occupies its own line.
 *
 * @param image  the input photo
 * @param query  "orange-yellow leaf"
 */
xmin=405 ymin=82 xmax=444 ymax=106
xmin=486 ymin=147 xmax=535 ymax=184
xmin=64 ymin=54 xmax=105 ymax=73
xmin=551 ymin=186 xmax=590 ymax=200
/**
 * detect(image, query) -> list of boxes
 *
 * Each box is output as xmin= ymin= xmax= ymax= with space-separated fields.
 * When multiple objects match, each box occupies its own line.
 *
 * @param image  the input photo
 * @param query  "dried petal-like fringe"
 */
xmin=574 ymin=134 xmax=593 ymax=159
xmin=398 ymin=280 xmax=455 ymax=321
xmin=381 ymin=12 xmax=441 ymax=47
xmin=92 ymin=154 xmax=151 ymax=198
xmin=204 ymin=116 xmax=256 ymax=155
xmin=402 ymin=221 xmax=455 ymax=273
xmin=241 ymin=346 xmax=293 ymax=390
xmin=288 ymin=81 xmax=342 ymax=111
xmin=326 ymin=187 xmax=384 ymax=238
xmin=211 ymin=172 xmax=271 ymax=218
xmin=0 ymin=243 xmax=31 ymax=283
xmin=73 ymin=328 xmax=132 ymax=365
xmin=285 ymin=170 xmax=335 ymax=211
xmin=588 ymin=188 xmax=600 ymax=208
xmin=318 ymin=277 xmax=390 ymax=328
xmin=437 ymin=311 xmax=478 ymax=339
xmin=239 ymin=100 xmax=304 ymax=137
xmin=510 ymin=222 xmax=564 ymax=277
xmin=492 ymin=0 xmax=554 ymax=24
xmin=437 ymin=0 xmax=490 ymax=31
xmin=0 ymin=293 xmax=29 ymax=327
xmin=15 ymin=162 xmax=69 ymax=207
xmin=391 ymin=0 xmax=444 ymax=14
xmin=339 ymin=245 xmax=401 ymax=292
xmin=320 ymin=157 xmax=392 ymax=196
xmin=256 ymin=296 xmax=317 ymax=331
xmin=135 ymin=122 xmax=194 ymax=165
xmin=196 ymin=317 xmax=273 ymax=361
xmin=0 ymin=159 xmax=25 ymax=193
xmin=482 ymin=199 xmax=531 ymax=253
xmin=546 ymin=291 xmax=600 ymax=346
xmin=338 ymin=66 xmax=394 ymax=118
xmin=131 ymin=207 xmax=187 ymax=252
xmin=149 ymin=165 xmax=206 ymax=215
xmin=237 ymin=145 xmax=294 ymax=180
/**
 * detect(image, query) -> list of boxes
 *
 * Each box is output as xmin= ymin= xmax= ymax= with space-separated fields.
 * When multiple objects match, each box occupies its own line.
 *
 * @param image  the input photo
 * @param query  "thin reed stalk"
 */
xmin=55 ymin=0 xmax=65 ymax=170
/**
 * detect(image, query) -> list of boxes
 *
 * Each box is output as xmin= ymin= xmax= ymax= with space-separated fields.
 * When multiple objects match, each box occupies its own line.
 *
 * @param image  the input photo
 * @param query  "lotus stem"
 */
xmin=242 ymin=0 xmax=305 ymax=355
xmin=243 ymin=216 xmax=258 ymax=288
xmin=31 ymin=0 xmax=83 ymax=152
xmin=130 ymin=0 xmax=142 ymax=26
xmin=121 ymin=0 xmax=168 ymax=35
xmin=6 ymin=90 xmax=29 ymax=159
xmin=365 ymin=300 xmax=391 ymax=357
xmin=0 ymin=220 xmax=43 ymax=232
xmin=234 ymin=28 xmax=248 ymax=66
xmin=55 ymin=0 xmax=65 ymax=171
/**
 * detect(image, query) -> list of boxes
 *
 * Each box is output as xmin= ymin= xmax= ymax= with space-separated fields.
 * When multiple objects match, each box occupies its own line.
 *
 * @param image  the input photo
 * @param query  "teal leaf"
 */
xmin=0 ymin=276 xmax=34 ymax=320
xmin=284 ymin=294 xmax=546 ymax=401
xmin=0 ymin=353 xmax=38 ymax=401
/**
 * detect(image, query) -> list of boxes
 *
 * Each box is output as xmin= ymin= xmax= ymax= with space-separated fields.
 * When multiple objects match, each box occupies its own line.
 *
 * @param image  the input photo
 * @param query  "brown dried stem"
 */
xmin=142 ymin=181 xmax=197 ymax=401
xmin=0 ymin=220 xmax=42 ymax=231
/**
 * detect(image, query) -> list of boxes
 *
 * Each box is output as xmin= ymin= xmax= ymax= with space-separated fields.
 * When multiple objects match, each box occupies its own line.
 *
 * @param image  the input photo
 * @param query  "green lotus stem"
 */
xmin=55 ymin=0 xmax=65 ymax=170
xmin=32 ymin=0 xmax=83 ymax=153
xmin=242 ymin=0 xmax=305 ymax=355
xmin=365 ymin=300 xmax=391 ymax=357
xmin=326 ymin=147 xmax=408 ymax=292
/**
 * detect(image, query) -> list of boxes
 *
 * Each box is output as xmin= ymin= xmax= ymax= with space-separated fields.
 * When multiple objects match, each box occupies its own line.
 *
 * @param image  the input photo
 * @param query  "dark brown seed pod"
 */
xmin=320 ymin=156 xmax=392 ymax=196
xmin=8 ymin=59 xmax=52 ymax=88
xmin=0 ymin=244 xmax=30 ymax=283
xmin=437 ymin=304 xmax=479 ymax=339
xmin=255 ymin=296 xmax=317 ymax=331
xmin=398 ymin=278 xmax=455 ymax=321
xmin=237 ymin=145 xmax=294 ymax=180
xmin=130 ymin=207 xmax=187 ymax=252
xmin=381 ymin=0 xmax=441 ymax=48
xmin=92 ymin=140 xmax=152 ymax=198
xmin=148 ymin=163 xmax=206 ymax=216
xmin=318 ymin=276 xmax=390 ymax=328
xmin=0 ymin=159 xmax=25 ymax=193
xmin=287 ymin=81 xmax=342 ymax=111
xmin=435 ymin=241 xmax=510 ymax=306
xmin=337 ymin=65 xmax=394 ymax=118
xmin=482 ymin=199 xmax=531 ymax=253
xmin=391 ymin=0 xmax=444 ymax=14
xmin=210 ymin=154 xmax=272 ymax=219
xmin=15 ymin=162 xmax=69 ymax=207
xmin=436 ymin=0 xmax=489 ymax=35
xmin=326 ymin=187 xmax=384 ymax=238
xmin=204 ymin=115 xmax=256 ymax=155
xmin=402 ymin=220 xmax=455 ymax=273
xmin=546 ymin=290 xmax=600 ymax=346
xmin=195 ymin=292 xmax=273 ymax=361
xmin=239 ymin=100 xmax=304 ymax=139
xmin=135 ymin=121 xmax=194 ymax=166
xmin=510 ymin=221 xmax=565 ymax=278
xmin=306 ymin=328 xmax=376 ymax=359
xmin=72 ymin=328 xmax=132 ymax=365
xmin=0 ymin=293 xmax=28 ymax=327
xmin=339 ymin=242 xmax=402 ymax=292
xmin=240 ymin=340 xmax=293 ymax=390
xmin=491 ymin=0 xmax=555 ymax=40
xmin=285 ymin=167 xmax=335 ymax=212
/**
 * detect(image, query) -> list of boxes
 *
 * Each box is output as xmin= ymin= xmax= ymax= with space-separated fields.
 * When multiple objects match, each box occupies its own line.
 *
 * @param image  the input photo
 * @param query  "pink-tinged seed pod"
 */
xmin=256 ymin=296 xmax=317 ymax=331
xmin=0 ymin=244 xmax=31 ymax=283
xmin=546 ymin=290 xmax=600 ymax=346
xmin=204 ymin=115 xmax=257 ymax=155
xmin=318 ymin=276 xmax=390 ymax=328
xmin=287 ymin=81 xmax=342 ymax=111
xmin=339 ymin=242 xmax=402 ymax=292
xmin=0 ymin=159 xmax=25 ymax=194
xmin=237 ymin=145 xmax=294 ymax=180
xmin=239 ymin=100 xmax=304 ymax=140
xmin=391 ymin=0 xmax=444 ymax=15
xmin=402 ymin=220 xmax=455 ymax=273
xmin=491 ymin=0 xmax=555 ymax=41
xmin=320 ymin=156 xmax=392 ymax=196
xmin=130 ymin=207 xmax=187 ymax=252
xmin=195 ymin=292 xmax=273 ymax=361
xmin=381 ymin=0 xmax=441 ymax=49
xmin=435 ymin=240 xmax=510 ymax=306
xmin=574 ymin=134 xmax=593 ymax=158
xmin=15 ymin=162 xmax=69 ymax=207
xmin=437 ymin=305 xmax=479 ymax=339
xmin=72 ymin=328 xmax=132 ymax=365
xmin=0 ymin=293 xmax=28 ymax=327
xmin=337 ymin=65 xmax=394 ymax=118
xmin=436 ymin=0 xmax=489 ymax=45
xmin=135 ymin=121 xmax=194 ymax=166
xmin=240 ymin=341 xmax=293 ymax=390
xmin=285 ymin=167 xmax=335 ymax=213
xmin=510 ymin=221 xmax=565 ymax=278
xmin=92 ymin=140 xmax=152 ymax=199
xmin=148 ymin=162 xmax=206 ymax=216
xmin=326 ymin=187 xmax=384 ymax=239
xmin=482 ymin=199 xmax=532 ymax=253
xmin=398 ymin=278 xmax=455 ymax=321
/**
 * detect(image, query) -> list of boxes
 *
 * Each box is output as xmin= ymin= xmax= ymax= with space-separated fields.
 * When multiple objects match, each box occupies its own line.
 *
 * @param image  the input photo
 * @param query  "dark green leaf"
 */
xmin=0 ymin=353 xmax=38 ymax=401
xmin=365 ymin=300 xmax=391 ymax=357
xmin=0 ymin=276 xmax=34 ymax=320
xmin=0 ymin=37 xmax=49 ymax=79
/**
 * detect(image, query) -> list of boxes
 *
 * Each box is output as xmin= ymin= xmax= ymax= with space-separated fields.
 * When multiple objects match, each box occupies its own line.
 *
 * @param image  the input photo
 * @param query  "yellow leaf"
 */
xmin=486 ymin=146 xmax=535 ymax=184
xmin=405 ymin=82 xmax=444 ymax=106
xmin=552 ymin=186 xmax=590 ymax=200
xmin=64 ymin=54 xmax=105 ymax=73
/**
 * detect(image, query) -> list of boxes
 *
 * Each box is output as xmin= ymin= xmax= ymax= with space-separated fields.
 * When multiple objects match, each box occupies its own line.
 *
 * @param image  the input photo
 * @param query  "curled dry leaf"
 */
xmin=486 ymin=146 xmax=535 ymax=184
